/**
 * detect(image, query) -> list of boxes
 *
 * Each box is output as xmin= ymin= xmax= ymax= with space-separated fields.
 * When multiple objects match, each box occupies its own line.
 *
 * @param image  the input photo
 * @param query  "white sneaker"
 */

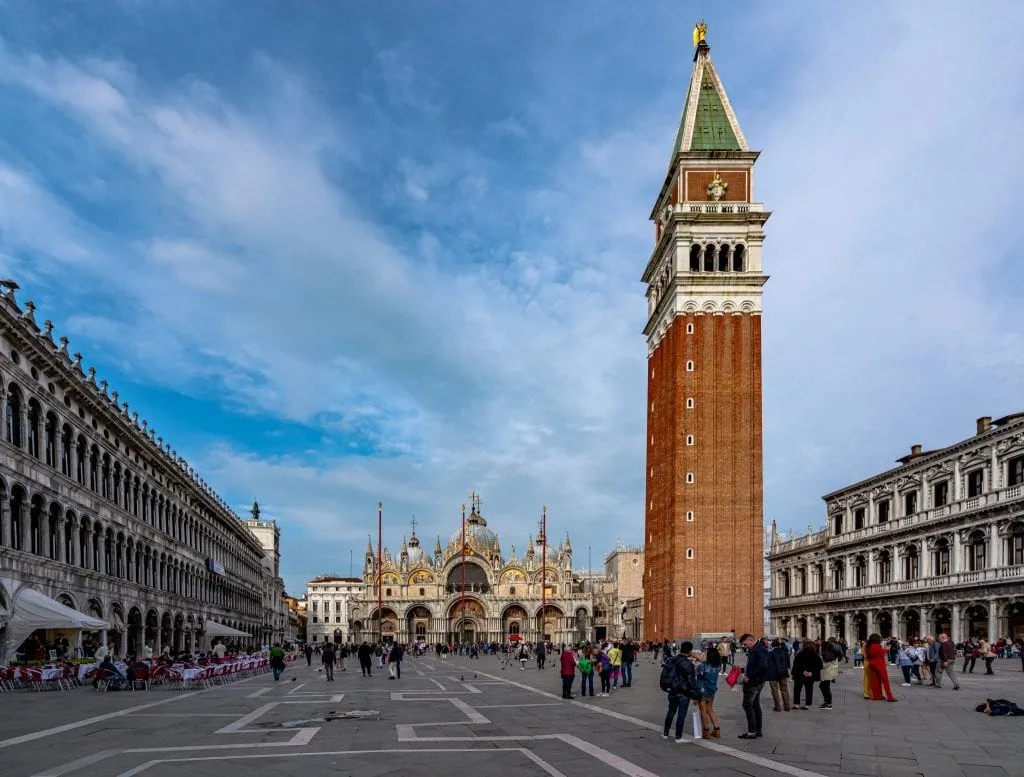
xmin=662 ymin=734 xmax=670 ymax=740
xmin=901 ymin=682 xmax=911 ymax=687
xmin=675 ymin=738 xmax=689 ymax=744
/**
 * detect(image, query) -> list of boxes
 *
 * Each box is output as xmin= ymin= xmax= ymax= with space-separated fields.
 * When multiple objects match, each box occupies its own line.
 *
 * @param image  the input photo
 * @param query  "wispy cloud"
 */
xmin=0 ymin=1 xmax=1022 ymax=593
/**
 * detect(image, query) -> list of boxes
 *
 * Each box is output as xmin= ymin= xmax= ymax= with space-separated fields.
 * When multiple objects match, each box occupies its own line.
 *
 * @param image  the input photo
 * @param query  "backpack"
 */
xmin=659 ymin=656 xmax=696 ymax=698
xmin=578 ymin=657 xmax=592 ymax=673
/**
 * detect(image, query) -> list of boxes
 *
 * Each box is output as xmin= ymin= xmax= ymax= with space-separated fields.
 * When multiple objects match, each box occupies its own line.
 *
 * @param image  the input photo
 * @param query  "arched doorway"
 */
xmin=536 ymin=605 xmax=563 ymax=643
xmin=185 ymin=615 xmax=196 ymax=653
xmin=575 ymin=608 xmax=588 ymax=644
xmin=127 ymin=607 xmax=143 ymax=656
xmin=145 ymin=609 xmax=159 ymax=651
xmin=173 ymin=613 xmax=184 ymax=651
xmin=964 ymin=604 xmax=988 ymax=639
xmin=352 ymin=620 xmax=363 ymax=643
xmin=877 ymin=611 xmax=893 ymax=639
xmin=367 ymin=607 xmax=397 ymax=644
xmin=160 ymin=612 xmax=172 ymax=650
xmin=447 ymin=598 xmax=485 ymax=644
xmin=831 ymin=613 xmax=846 ymax=641
xmin=1006 ymin=602 xmax=1024 ymax=639
xmin=931 ymin=607 xmax=952 ymax=637
xmin=901 ymin=609 xmax=920 ymax=641
xmin=406 ymin=606 xmax=431 ymax=644
xmin=502 ymin=604 xmax=528 ymax=640
xmin=796 ymin=617 xmax=808 ymax=638
xmin=852 ymin=612 xmax=868 ymax=642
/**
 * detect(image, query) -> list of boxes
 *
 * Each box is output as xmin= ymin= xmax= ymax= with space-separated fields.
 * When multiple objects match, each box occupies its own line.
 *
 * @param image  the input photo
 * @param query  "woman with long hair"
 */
xmin=698 ymin=648 xmax=722 ymax=737
xmin=865 ymin=633 xmax=897 ymax=702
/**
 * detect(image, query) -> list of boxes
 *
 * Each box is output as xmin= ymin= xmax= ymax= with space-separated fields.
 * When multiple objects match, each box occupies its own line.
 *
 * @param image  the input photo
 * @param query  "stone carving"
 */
xmin=707 ymin=172 xmax=728 ymax=201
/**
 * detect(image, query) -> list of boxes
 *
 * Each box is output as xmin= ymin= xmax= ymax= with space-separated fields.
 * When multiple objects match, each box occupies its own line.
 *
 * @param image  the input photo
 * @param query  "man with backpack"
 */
xmin=660 ymin=640 xmax=699 ymax=743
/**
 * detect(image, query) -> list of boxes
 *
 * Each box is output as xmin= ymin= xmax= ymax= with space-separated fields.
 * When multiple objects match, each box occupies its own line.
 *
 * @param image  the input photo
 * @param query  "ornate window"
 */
xmin=60 ymin=424 xmax=72 ymax=475
xmin=43 ymin=412 xmax=57 ymax=467
xmin=1009 ymin=456 xmax=1024 ymax=487
xmin=904 ymin=490 xmax=918 ymax=516
xmin=26 ymin=400 xmax=40 ymax=458
xmin=903 ymin=546 xmax=920 ymax=579
xmin=854 ymin=507 xmax=865 ymax=530
xmin=967 ymin=530 xmax=987 ymax=571
xmin=933 ymin=481 xmax=949 ymax=507
xmin=5 ymin=387 xmax=22 ymax=447
xmin=933 ymin=539 xmax=950 ymax=575
xmin=877 ymin=499 xmax=890 ymax=524
xmin=967 ymin=469 xmax=984 ymax=498
xmin=689 ymin=244 xmax=701 ymax=272
xmin=1009 ymin=523 xmax=1024 ymax=566
xmin=878 ymin=550 xmax=892 ymax=583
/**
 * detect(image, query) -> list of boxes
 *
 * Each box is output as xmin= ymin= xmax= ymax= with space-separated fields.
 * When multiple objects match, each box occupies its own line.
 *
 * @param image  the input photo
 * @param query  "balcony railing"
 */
xmin=770 ymin=564 xmax=1024 ymax=607
xmin=772 ymin=485 xmax=1024 ymax=555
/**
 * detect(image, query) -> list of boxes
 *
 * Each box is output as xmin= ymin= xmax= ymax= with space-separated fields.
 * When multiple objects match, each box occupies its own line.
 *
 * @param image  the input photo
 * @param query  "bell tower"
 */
xmin=642 ymin=24 xmax=769 ymax=640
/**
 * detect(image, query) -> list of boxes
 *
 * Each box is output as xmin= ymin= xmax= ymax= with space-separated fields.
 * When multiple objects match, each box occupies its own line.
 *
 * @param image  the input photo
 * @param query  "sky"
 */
xmin=1 ymin=1 xmax=1022 ymax=596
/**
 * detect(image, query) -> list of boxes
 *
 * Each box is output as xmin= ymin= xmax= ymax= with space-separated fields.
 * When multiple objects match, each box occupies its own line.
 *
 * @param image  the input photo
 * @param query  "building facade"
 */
xmin=304 ymin=576 xmax=362 ymax=644
xmin=768 ymin=414 xmax=1024 ymax=643
xmin=642 ymin=30 xmax=769 ymax=640
xmin=0 ymin=283 xmax=276 ymax=657
xmin=242 ymin=501 xmax=290 ymax=645
xmin=347 ymin=496 xmax=594 ymax=646
xmin=600 ymin=544 xmax=644 ymax=640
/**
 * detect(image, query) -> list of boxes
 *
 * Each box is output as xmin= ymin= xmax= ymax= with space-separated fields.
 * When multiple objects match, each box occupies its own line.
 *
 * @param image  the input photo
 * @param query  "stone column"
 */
xmin=988 ymin=600 xmax=999 ymax=641
xmin=952 ymin=532 xmax=963 ymax=574
xmin=953 ymin=460 xmax=962 ymax=501
xmin=892 ymin=483 xmax=900 ymax=519
xmin=0 ymin=494 xmax=10 ymax=548
xmin=992 ymin=446 xmax=1001 ymax=491
xmin=893 ymin=546 xmax=903 ymax=583
xmin=55 ymin=517 xmax=65 ymax=563
xmin=19 ymin=501 xmax=30 ymax=553
xmin=950 ymin=603 xmax=961 ymax=642
xmin=989 ymin=523 xmax=1001 ymax=568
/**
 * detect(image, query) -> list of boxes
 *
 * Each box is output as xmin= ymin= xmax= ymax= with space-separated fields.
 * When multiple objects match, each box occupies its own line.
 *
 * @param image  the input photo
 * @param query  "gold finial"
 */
xmin=693 ymin=20 xmax=707 ymax=48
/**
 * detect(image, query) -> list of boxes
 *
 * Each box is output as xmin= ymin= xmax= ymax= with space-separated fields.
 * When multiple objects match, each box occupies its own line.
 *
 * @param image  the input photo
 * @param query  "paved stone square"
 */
xmin=2 ymin=655 xmax=1023 ymax=777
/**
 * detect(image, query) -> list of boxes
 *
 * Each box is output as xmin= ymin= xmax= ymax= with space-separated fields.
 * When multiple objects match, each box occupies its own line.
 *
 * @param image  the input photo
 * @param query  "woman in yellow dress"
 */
xmin=860 ymin=642 xmax=871 ymax=699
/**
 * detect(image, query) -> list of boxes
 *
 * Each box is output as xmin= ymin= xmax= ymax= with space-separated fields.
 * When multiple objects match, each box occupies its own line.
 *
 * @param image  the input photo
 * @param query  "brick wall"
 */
xmin=644 ymin=312 xmax=764 ymax=639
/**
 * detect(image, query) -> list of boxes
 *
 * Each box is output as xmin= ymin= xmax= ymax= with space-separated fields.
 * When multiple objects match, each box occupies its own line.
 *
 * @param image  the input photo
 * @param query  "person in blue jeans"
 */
xmin=621 ymin=640 xmax=636 ymax=687
xmin=663 ymin=641 xmax=697 ymax=743
xmin=269 ymin=643 xmax=286 ymax=681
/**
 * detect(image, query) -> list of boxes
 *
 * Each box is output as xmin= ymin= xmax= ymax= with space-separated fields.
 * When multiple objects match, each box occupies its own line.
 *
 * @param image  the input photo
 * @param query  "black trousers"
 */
xmin=360 ymin=659 xmax=372 ymax=676
xmin=324 ymin=662 xmax=334 ymax=680
xmin=794 ymin=678 xmax=814 ymax=706
xmin=818 ymin=680 xmax=832 ymax=704
xmin=561 ymin=674 xmax=574 ymax=698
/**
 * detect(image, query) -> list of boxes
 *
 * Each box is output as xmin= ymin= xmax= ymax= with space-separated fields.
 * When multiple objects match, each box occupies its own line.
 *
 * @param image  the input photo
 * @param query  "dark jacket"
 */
xmin=769 ymin=646 xmax=791 ymax=679
xmin=321 ymin=646 xmax=336 ymax=665
xmin=388 ymin=644 xmax=404 ymax=663
xmin=621 ymin=643 xmax=636 ymax=663
xmin=357 ymin=643 xmax=373 ymax=663
xmin=668 ymin=655 xmax=699 ymax=699
xmin=938 ymin=640 xmax=956 ymax=662
xmin=792 ymin=649 xmax=823 ymax=682
xmin=743 ymin=643 xmax=772 ymax=684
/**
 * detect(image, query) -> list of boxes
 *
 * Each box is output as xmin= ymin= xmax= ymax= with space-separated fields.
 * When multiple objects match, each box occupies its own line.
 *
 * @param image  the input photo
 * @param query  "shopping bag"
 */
xmin=692 ymin=709 xmax=703 ymax=739
xmin=725 ymin=666 xmax=742 ymax=687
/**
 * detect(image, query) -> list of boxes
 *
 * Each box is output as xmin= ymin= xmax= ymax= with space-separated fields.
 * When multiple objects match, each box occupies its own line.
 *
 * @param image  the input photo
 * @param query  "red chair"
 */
xmin=128 ymin=666 xmax=150 ymax=691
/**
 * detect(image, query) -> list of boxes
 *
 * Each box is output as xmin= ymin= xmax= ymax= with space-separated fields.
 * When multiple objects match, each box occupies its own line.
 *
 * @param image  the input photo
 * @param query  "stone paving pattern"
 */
xmin=1 ymin=654 xmax=1022 ymax=777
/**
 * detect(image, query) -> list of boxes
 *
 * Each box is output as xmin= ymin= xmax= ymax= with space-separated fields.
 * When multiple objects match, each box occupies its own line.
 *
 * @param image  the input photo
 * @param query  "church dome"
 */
xmin=449 ymin=509 xmax=499 ymax=552
xmin=406 ymin=533 xmax=428 ymax=565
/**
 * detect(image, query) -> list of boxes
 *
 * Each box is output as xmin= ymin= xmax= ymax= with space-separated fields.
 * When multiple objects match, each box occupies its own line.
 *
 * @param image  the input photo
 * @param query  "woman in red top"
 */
xmin=865 ymin=634 xmax=897 ymax=702
xmin=559 ymin=645 xmax=577 ymax=699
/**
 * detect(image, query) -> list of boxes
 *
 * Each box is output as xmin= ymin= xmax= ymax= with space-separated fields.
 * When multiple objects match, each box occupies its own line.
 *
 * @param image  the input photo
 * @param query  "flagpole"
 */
xmin=461 ymin=503 xmax=467 ymax=643
xmin=541 ymin=505 xmax=547 ymax=643
xmin=377 ymin=501 xmax=382 ymax=644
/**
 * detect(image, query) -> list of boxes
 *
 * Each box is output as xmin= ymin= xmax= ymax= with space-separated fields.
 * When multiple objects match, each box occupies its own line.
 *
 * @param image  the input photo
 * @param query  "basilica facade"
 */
xmin=348 ymin=497 xmax=593 ymax=646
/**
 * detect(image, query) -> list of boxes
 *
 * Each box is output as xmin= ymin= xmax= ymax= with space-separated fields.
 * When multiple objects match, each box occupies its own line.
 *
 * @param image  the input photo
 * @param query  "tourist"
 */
xmin=578 ymin=646 xmax=595 ymax=697
xmin=791 ymin=641 xmax=823 ymax=710
xmin=621 ymin=640 xmax=636 ymax=687
xmin=559 ymin=643 xmax=577 ymax=699
xmin=933 ymin=634 xmax=960 ymax=690
xmin=864 ymin=634 xmax=897 ymax=702
xmin=897 ymin=643 xmax=916 ymax=686
xmin=304 ymin=643 xmax=313 ymax=666
xmin=661 ymin=641 xmax=698 ymax=743
xmin=357 ymin=641 xmax=373 ymax=677
xmin=737 ymin=633 xmax=770 ymax=740
xmin=596 ymin=646 xmax=613 ymax=696
xmin=536 ymin=641 xmax=547 ymax=670
xmin=608 ymin=642 xmax=623 ymax=689
xmin=697 ymin=647 xmax=722 ymax=738
xmin=322 ymin=642 xmax=336 ymax=681
xmin=388 ymin=642 xmax=404 ymax=679
xmin=518 ymin=641 xmax=529 ymax=671
xmin=819 ymin=638 xmax=839 ymax=709
xmin=269 ymin=642 xmax=286 ymax=681
xmin=768 ymin=638 xmax=791 ymax=712
xmin=980 ymin=639 xmax=997 ymax=675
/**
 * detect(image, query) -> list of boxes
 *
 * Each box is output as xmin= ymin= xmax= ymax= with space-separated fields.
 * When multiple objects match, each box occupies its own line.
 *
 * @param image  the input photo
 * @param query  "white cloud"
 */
xmin=1 ymin=2 xmax=1023 ymax=594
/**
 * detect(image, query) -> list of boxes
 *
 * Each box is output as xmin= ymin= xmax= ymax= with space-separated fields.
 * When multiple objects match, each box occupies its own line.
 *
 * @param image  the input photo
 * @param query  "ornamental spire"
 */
xmin=670 ymin=22 xmax=748 ymax=158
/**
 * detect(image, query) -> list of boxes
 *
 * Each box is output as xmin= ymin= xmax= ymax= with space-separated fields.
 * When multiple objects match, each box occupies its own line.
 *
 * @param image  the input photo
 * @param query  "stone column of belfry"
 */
xmin=641 ymin=29 xmax=770 ymax=641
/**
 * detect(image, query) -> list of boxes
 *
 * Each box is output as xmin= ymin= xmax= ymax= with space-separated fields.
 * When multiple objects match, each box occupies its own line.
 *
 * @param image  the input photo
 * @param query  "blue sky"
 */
xmin=1 ymin=1 xmax=1023 ymax=596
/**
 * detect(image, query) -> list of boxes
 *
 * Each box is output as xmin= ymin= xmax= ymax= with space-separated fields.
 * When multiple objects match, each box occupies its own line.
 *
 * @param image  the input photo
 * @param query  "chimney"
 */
xmin=976 ymin=416 xmax=992 ymax=435
xmin=910 ymin=444 xmax=922 ymax=458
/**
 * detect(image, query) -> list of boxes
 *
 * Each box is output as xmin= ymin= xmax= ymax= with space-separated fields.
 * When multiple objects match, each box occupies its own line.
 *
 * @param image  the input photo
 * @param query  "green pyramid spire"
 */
xmin=671 ymin=39 xmax=748 ymax=158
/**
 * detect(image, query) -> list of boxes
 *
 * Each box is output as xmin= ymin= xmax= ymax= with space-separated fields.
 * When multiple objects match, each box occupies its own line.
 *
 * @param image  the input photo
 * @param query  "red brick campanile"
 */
xmin=641 ymin=32 xmax=769 ymax=641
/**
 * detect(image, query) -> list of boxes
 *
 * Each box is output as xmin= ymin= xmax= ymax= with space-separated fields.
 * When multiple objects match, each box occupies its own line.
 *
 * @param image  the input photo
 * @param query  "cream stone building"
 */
xmin=768 ymin=414 xmax=1024 ymax=643
xmin=0 ymin=282 xmax=279 ymax=658
xmin=241 ymin=501 xmax=291 ymax=645
xmin=304 ymin=575 xmax=362 ymax=644
xmin=347 ymin=496 xmax=595 ymax=646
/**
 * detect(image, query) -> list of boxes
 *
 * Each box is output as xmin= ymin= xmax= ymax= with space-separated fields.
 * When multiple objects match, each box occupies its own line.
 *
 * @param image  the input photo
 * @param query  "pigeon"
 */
xmin=291 ymin=677 xmax=297 ymax=682
xmin=460 ymin=675 xmax=464 ymax=681
xmin=474 ymin=674 xmax=477 ymax=679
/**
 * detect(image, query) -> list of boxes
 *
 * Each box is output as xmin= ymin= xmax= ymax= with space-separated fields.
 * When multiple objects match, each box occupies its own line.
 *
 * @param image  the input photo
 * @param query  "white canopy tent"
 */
xmin=204 ymin=621 xmax=251 ymax=638
xmin=0 ymin=577 xmax=109 ymax=664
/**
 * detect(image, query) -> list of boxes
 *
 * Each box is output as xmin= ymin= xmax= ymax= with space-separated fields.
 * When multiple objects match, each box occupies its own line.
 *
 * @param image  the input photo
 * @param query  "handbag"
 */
xmin=725 ymin=666 xmax=742 ymax=687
